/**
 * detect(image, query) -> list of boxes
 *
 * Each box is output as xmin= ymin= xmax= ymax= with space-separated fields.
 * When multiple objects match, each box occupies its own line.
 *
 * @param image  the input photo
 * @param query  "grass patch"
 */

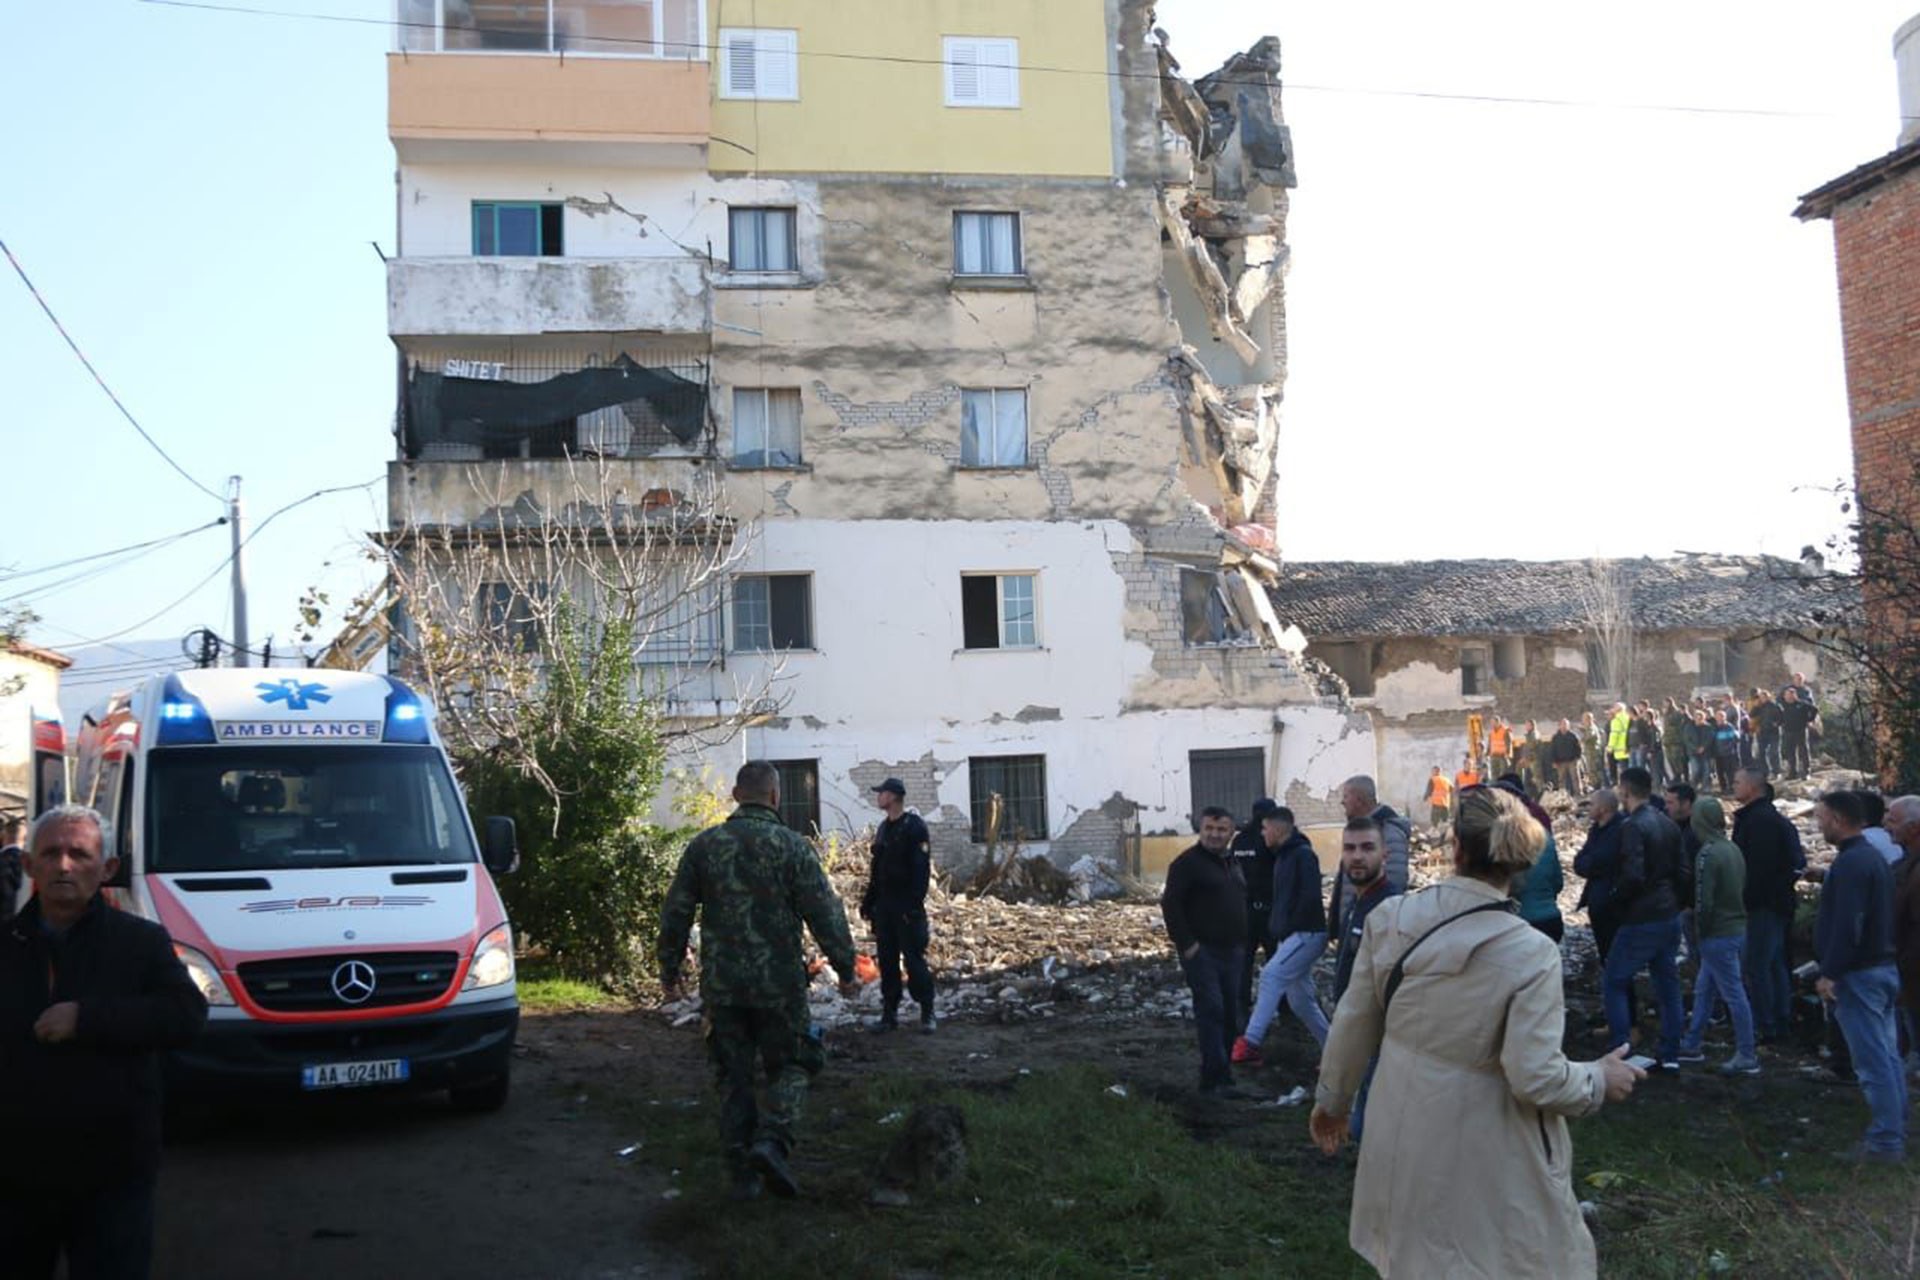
xmin=633 ymin=1065 xmax=1363 ymax=1280
xmin=516 ymin=959 xmax=623 ymax=1012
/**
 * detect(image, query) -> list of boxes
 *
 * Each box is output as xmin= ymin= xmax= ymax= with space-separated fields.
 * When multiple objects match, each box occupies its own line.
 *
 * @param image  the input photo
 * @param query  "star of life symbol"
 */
xmin=331 ymin=960 xmax=377 ymax=1005
xmin=256 ymin=678 xmax=332 ymax=711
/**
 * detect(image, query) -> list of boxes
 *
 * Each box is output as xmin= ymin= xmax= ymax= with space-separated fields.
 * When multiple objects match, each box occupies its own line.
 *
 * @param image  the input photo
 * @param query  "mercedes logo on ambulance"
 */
xmin=330 ymin=960 xmax=378 ymax=1005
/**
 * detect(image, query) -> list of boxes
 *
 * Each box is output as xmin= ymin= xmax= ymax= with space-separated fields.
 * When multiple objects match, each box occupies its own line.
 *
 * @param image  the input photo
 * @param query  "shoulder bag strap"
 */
xmin=1381 ymin=899 xmax=1517 ymax=1015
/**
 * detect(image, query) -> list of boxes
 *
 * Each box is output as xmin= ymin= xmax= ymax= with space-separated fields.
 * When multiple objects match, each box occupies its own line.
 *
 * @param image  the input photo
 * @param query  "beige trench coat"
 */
xmin=1316 ymin=876 xmax=1608 ymax=1279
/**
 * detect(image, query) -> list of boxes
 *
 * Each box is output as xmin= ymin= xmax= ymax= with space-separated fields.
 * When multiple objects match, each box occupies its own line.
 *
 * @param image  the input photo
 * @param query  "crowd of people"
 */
xmin=1158 ymin=757 xmax=1920 ymax=1277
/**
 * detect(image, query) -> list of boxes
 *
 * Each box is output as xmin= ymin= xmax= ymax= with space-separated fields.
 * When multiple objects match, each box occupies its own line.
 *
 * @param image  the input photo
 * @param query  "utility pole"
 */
xmin=228 ymin=475 xmax=249 ymax=668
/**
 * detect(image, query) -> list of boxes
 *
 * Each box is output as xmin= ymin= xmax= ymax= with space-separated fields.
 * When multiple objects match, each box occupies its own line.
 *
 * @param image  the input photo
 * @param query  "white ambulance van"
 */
xmin=72 ymin=668 xmax=520 ymax=1110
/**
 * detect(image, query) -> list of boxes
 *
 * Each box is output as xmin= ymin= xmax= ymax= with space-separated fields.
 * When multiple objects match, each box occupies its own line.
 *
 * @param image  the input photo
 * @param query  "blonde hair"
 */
xmin=1454 ymin=787 xmax=1545 ymax=878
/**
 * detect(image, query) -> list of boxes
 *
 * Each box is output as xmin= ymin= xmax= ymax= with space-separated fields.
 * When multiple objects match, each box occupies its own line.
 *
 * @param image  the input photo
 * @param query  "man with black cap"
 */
xmin=861 ymin=778 xmax=937 ymax=1032
xmin=1229 ymin=797 xmax=1279 ymax=1013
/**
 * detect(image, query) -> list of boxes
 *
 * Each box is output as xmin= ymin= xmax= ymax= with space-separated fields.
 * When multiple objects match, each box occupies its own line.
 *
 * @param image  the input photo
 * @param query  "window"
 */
xmin=960 ymin=573 xmax=1037 ymax=649
xmin=1726 ymin=637 xmax=1760 ymax=687
xmin=732 ymin=388 xmax=802 ymax=467
xmin=733 ymin=574 xmax=813 ymax=652
xmin=472 ymin=202 xmax=563 ymax=257
xmin=1493 ymin=636 xmax=1527 ymax=680
xmin=1585 ymin=640 xmax=1612 ymax=692
xmin=969 ymin=754 xmax=1046 ymax=842
xmin=1697 ymin=639 xmax=1729 ymax=688
xmin=728 ymin=206 xmax=797 ymax=273
xmin=953 ymin=212 xmax=1022 ymax=276
xmin=405 ymin=0 xmax=702 ymax=57
xmin=477 ymin=582 xmax=544 ymax=652
xmin=771 ymin=759 xmax=821 ymax=836
xmin=1460 ymin=645 xmax=1489 ymax=697
xmin=943 ymin=36 xmax=1019 ymax=108
xmin=1311 ymin=641 xmax=1376 ymax=697
xmin=719 ymin=27 xmax=798 ymax=100
xmin=960 ymin=389 xmax=1028 ymax=467
xmin=1189 ymin=748 xmax=1265 ymax=831
xmin=1180 ymin=568 xmax=1238 ymax=646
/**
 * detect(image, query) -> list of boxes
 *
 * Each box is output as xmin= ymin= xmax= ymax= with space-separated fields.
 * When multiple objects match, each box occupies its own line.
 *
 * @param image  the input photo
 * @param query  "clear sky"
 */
xmin=3 ymin=1 xmax=1912 ymax=691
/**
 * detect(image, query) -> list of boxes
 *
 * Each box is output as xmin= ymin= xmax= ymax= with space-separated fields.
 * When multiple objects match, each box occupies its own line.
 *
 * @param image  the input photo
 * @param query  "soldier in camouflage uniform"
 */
xmin=658 ymin=760 xmax=859 ymax=1201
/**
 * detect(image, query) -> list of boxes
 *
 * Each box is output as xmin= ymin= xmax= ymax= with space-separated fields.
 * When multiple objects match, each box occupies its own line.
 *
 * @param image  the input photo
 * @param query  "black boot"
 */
xmin=749 ymin=1139 xmax=800 ymax=1198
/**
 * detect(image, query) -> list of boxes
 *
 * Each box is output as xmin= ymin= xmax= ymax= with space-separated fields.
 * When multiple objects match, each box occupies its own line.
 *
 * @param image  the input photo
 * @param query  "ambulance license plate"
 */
xmin=301 ymin=1059 xmax=410 ymax=1090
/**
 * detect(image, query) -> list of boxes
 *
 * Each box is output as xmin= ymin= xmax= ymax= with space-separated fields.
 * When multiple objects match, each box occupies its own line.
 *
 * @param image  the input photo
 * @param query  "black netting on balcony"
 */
xmin=402 ymin=354 xmax=708 ymax=459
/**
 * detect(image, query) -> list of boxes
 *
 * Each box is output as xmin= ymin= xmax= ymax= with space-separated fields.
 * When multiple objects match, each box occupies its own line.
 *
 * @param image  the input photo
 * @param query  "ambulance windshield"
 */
xmin=146 ymin=745 xmax=479 ymax=872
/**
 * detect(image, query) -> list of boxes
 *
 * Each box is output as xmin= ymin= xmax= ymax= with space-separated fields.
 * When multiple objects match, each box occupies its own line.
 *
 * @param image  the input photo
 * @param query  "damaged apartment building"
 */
xmin=381 ymin=0 xmax=1369 ymax=870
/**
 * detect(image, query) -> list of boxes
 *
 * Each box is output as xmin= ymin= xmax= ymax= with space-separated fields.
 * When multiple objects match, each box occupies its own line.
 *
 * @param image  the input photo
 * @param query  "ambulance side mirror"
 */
xmin=482 ymin=816 xmax=519 ymax=876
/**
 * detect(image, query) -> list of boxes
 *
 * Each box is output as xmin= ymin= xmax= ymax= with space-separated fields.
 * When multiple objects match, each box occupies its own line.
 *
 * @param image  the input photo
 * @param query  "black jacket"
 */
xmin=1815 ymin=836 xmax=1896 ymax=979
xmin=0 ymin=897 xmax=207 ymax=1191
xmin=1780 ymin=700 xmax=1817 ymax=737
xmin=1549 ymin=731 xmax=1583 ymax=765
xmin=862 ymin=811 xmax=931 ymax=916
xmin=0 ymin=843 xmax=21 ymax=925
xmin=1265 ymin=832 xmax=1326 ymax=946
xmin=1160 ymin=844 xmax=1247 ymax=954
xmin=1329 ymin=874 xmax=1401 ymax=1000
xmin=1229 ymin=825 xmax=1277 ymax=910
xmin=1615 ymin=803 xmax=1684 ymax=925
xmin=1574 ymin=814 xmax=1625 ymax=912
xmin=1733 ymin=794 xmax=1803 ymax=918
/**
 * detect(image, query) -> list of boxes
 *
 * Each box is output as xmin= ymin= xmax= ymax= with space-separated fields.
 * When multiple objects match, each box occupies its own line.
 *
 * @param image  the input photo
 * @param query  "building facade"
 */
xmin=382 ymin=1 xmax=1364 ymax=868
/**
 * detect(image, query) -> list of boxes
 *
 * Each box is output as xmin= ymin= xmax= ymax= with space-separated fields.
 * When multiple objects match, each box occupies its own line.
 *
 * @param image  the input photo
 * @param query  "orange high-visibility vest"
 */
xmin=1489 ymin=725 xmax=1512 ymax=755
xmin=1426 ymin=775 xmax=1453 ymax=806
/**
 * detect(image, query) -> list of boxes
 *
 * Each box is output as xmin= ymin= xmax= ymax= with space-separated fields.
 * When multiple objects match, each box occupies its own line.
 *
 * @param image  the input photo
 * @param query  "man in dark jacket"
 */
xmin=1325 ymin=815 xmax=1402 ymax=1141
xmin=1161 ymin=807 xmax=1247 ymax=1096
xmin=1732 ymin=767 xmax=1804 ymax=1042
xmin=1812 ymin=791 xmax=1906 ymax=1162
xmin=0 ymin=805 xmax=208 ymax=1277
xmin=1232 ymin=807 xmax=1328 ymax=1065
xmin=1602 ymin=768 xmax=1687 ymax=1067
xmin=1780 ymin=688 xmax=1817 ymax=780
xmin=1752 ymin=690 xmax=1784 ymax=776
xmin=1228 ymin=797 xmax=1280 ymax=1013
xmin=860 ymin=778 xmax=936 ymax=1033
xmin=1549 ymin=719 xmax=1585 ymax=794
xmin=1576 ymin=789 xmax=1626 ymax=960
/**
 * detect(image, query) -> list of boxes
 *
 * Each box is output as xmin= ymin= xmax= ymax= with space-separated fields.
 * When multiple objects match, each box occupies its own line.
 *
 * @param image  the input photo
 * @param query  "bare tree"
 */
xmin=1577 ymin=558 xmax=1635 ymax=702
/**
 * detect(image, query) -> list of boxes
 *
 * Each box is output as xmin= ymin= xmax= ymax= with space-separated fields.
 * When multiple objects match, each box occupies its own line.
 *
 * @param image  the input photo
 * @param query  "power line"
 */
xmin=51 ymin=476 xmax=382 ymax=651
xmin=0 ymin=519 xmax=226 ymax=583
xmin=135 ymin=0 xmax=1868 ymax=123
xmin=0 ymin=236 xmax=226 ymax=505
xmin=0 ymin=521 xmax=227 ymax=608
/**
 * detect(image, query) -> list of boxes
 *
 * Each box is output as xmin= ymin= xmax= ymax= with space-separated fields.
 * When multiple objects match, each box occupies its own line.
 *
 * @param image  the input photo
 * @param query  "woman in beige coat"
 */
xmin=1311 ymin=786 xmax=1643 ymax=1278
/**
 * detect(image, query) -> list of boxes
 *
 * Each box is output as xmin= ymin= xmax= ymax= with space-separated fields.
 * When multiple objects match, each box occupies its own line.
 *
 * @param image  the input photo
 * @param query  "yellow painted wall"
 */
xmin=707 ymin=0 xmax=1114 ymax=176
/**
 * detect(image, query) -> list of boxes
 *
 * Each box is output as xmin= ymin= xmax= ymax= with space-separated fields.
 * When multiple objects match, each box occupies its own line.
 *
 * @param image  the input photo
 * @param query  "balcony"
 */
xmin=389 ymin=1 xmax=709 ymax=163
xmin=389 ymin=256 xmax=710 ymax=339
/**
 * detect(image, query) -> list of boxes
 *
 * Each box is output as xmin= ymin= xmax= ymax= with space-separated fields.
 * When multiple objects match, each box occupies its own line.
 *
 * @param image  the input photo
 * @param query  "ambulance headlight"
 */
xmin=174 ymin=944 xmax=236 ymax=1007
xmin=464 ymin=923 xmax=515 ymax=991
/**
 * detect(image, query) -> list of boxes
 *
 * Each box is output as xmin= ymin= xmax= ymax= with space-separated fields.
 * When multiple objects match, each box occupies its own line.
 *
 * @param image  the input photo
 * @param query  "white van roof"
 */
xmin=155 ymin=669 xmax=435 ymax=747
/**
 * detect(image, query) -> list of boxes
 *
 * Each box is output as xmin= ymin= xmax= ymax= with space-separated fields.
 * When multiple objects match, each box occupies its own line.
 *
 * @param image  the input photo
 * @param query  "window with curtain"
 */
xmin=960 ymin=388 xmax=1027 ymax=467
xmin=732 ymin=388 xmax=802 ymax=467
xmin=728 ymin=207 xmax=797 ymax=273
xmin=953 ymin=211 xmax=1022 ymax=275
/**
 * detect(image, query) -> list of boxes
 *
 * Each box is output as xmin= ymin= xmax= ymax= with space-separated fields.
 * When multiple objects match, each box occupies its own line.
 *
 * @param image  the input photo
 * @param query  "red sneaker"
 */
xmin=1230 ymin=1035 xmax=1264 ymax=1066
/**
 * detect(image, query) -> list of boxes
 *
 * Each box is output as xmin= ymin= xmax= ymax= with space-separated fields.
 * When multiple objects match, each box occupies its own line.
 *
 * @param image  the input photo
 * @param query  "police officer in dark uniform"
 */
xmin=861 ymin=778 xmax=937 ymax=1032
xmin=1228 ymin=797 xmax=1279 ymax=1014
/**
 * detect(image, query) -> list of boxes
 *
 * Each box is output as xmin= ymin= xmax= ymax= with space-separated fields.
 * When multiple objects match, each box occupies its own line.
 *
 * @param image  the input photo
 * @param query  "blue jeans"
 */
xmin=1180 ymin=942 xmax=1244 ymax=1089
xmin=1744 ymin=911 xmax=1792 ymax=1038
xmin=1604 ymin=915 xmax=1685 ymax=1060
xmin=1688 ymin=755 xmax=1711 ymax=788
xmin=1831 ymin=965 xmax=1908 ymax=1155
xmin=1349 ymin=1056 xmax=1379 ymax=1143
xmin=1683 ymin=934 xmax=1756 ymax=1058
xmin=1246 ymin=931 xmax=1329 ymax=1048
xmin=1761 ymin=736 xmax=1782 ymax=775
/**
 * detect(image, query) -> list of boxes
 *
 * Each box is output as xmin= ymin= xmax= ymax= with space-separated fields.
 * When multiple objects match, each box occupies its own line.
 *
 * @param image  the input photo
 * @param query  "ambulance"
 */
xmin=72 ymin=668 xmax=520 ymax=1110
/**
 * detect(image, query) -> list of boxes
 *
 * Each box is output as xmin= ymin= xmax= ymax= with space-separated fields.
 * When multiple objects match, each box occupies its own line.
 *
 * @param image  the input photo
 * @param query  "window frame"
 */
xmin=1188 ymin=748 xmax=1266 ymax=831
xmin=396 ymin=0 xmax=711 ymax=60
xmin=968 ymin=753 xmax=1047 ymax=843
xmin=958 ymin=387 xmax=1029 ymax=469
xmin=942 ymin=35 xmax=1020 ymax=109
xmin=730 ymin=386 xmax=804 ymax=469
xmin=732 ymin=572 xmax=815 ymax=653
xmin=727 ymin=205 xmax=799 ymax=274
xmin=471 ymin=201 xmax=564 ymax=257
xmin=959 ymin=571 xmax=1039 ymax=650
xmin=952 ymin=210 xmax=1024 ymax=278
xmin=1697 ymin=638 xmax=1730 ymax=689
xmin=718 ymin=26 xmax=800 ymax=101
xmin=1459 ymin=644 xmax=1490 ymax=698
xmin=476 ymin=580 xmax=546 ymax=653
xmin=769 ymin=759 xmax=821 ymax=837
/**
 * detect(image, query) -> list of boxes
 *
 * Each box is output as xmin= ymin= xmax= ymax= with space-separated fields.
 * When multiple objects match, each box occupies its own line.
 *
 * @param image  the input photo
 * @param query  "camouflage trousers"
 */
xmin=705 ymin=1001 xmax=824 ymax=1167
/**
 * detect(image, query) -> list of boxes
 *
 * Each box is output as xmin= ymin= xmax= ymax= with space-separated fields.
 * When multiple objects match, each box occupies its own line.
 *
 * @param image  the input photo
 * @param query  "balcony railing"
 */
xmin=388 ymin=257 xmax=711 ymax=340
xmin=395 ymin=0 xmax=708 ymax=60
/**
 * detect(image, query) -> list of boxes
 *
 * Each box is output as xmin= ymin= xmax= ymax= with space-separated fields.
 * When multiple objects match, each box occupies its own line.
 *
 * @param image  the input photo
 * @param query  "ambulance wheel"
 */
xmin=449 ymin=1069 xmax=511 ymax=1114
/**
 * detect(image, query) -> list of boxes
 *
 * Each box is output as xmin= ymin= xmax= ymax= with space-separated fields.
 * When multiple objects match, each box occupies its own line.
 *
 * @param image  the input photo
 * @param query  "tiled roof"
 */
xmin=1270 ymin=555 xmax=1854 ymax=638
xmin=1794 ymin=136 xmax=1920 ymax=221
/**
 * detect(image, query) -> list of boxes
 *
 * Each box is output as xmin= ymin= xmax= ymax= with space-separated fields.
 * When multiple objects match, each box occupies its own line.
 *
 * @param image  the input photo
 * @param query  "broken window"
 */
xmin=961 ymin=573 xmax=1037 ymax=649
xmin=1726 ymin=636 xmax=1762 ymax=688
xmin=1189 ymin=748 xmax=1265 ymax=830
xmin=969 ymin=754 xmax=1047 ymax=843
xmin=943 ymin=36 xmax=1019 ymax=108
xmin=732 ymin=574 xmax=813 ymax=652
xmin=472 ymin=202 xmax=563 ymax=257
xmin=1585 ymin=640 xmax=1613 ymax=692
xmin=1697 ymin=639 xmax=1729 ymax=688
xmin=719 ymin=27 xmax=798 ymax=100
xmin=1460 ymin=645 xmax=1489 ymax=697
xmin=770 ymin=759 xmax=820 ymax=836
xmin=477 ymin=581 xmax=545 ymax=653
xmin=731 ymin=388 xmax=802 ymax=468
xmin=1493 ymin=637 xmax=1527 ymax=681
xmin=728 ymin=207 xmax=797 ymax=273
xmin=953 ymin=212 xmax=1023 ymax=276
xmin=1311 ymin=641 xmax=1375 ymax=697
xmin=1179 ymin=568 xmax=1239 ymax=646
xmin=960 ymin=389 xmax=1028 ymax=467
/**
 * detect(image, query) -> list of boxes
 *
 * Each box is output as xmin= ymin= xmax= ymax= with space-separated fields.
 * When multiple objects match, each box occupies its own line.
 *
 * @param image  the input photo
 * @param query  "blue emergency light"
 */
xmin=156 ymin=674 xmax=217 ymax=745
